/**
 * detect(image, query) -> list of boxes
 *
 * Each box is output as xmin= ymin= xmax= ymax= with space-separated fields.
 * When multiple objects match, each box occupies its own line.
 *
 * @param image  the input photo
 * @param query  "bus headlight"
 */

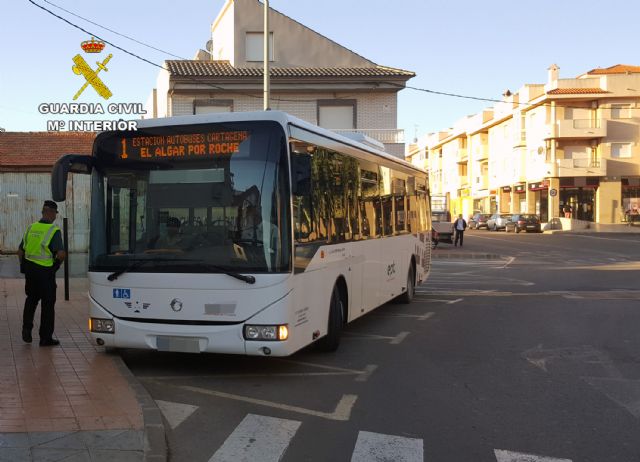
xmin=90 ymin=318 xmax=115 ymax=334
xmin=243 ymin=324 xmax=289 ymax=341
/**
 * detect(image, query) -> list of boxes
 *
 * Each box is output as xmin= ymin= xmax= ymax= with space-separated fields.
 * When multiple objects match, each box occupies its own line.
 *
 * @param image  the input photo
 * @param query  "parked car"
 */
xmin=487 ymin=213 xmax=512 ymax=231
xmin=505 ymin=214 xmax=542 ymax=233
xmin=469 ymin=213 xmax=491 ymax=230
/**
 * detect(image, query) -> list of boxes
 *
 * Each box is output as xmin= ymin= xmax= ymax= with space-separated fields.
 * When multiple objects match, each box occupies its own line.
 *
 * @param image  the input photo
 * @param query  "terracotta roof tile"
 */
xmin=0 ymin=132 xmax=95 ymax=170
xmin=166 ymin=60 xmax=415 ymax=79
xmin=585 ymin=64 xmax=640 ymax=75
xmin=547 ymin=88 xmax=609 ymax=95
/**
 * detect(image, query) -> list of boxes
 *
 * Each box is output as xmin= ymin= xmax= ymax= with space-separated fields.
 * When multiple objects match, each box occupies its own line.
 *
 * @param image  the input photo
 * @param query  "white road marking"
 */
xmin=497 ymin=256 xmax=516 ymax=269
xmin=169 ymin=382 xmax=358 ymax=421
xmin=412 ymin=295 xmax=463 ymax=303
xmin=155 ymin=399 xmax=199 ymax=430
xmin=446 ymin=298 xmax=463 ymax=305
xmin=570 ymin=234 xmax=640 ymax=244
xmin=391 ymin=331 xmax=410 ymax=344
xmin=351 ymin=431 xmax=423 ymax=462
xmin=372 ymin=312 xmax=434 ymax=320
xmin=209 ymin=414 xmax=301 ymax=462
xmin=494 ymin=449 xmax=572 ymax=462
xmin=583 ymin=377 xmax=640 ymax=418
xmin=355 ymin=364 xmax=378 ymax=382
xmin=275 ymin=358 xmax=367 ymax=375
xmin=343 ymin=331 xmax=410 ymax=344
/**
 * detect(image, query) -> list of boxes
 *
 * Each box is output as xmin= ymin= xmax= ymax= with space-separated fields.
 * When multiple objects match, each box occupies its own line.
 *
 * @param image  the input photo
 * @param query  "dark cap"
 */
xmin=43 ymin=200 xmax=58 ymax=212
xmin=166 ymin=217 xmax=181 ymax=227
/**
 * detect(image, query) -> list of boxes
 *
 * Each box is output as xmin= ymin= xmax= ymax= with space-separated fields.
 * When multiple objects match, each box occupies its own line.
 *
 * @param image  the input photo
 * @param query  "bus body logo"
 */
xmin=113 ymin=288 xmax=131 ymax=299
xmin=387 ymin=262 xmax=396 ymax=276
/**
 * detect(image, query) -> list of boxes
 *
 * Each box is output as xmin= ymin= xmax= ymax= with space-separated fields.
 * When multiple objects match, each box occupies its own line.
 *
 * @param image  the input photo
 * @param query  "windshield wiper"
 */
xmin=188 ymin=262 xmax=256 ymax=284
xmin=107 ymin=257 xmax=193 ymax=281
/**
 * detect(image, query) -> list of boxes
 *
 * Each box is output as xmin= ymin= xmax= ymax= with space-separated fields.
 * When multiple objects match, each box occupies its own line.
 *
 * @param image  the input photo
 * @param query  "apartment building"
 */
xmin=145 ymin=0 xmax=414 ymax=157
xmin=408 ymin=64 xmax=640 ymax=224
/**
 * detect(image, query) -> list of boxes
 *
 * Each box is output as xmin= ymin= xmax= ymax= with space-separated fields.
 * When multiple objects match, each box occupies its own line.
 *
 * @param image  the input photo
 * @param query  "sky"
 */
xmin=1 ymin=0 xmax=639 ymax=141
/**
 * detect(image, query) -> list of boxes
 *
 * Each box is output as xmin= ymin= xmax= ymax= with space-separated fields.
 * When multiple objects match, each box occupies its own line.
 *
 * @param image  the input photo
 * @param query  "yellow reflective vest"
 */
xmin=23 ymin=222 xmax=60 ymax=267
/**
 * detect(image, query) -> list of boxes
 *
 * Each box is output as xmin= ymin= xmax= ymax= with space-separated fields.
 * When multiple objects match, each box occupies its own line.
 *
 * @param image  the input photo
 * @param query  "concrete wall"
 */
xmin=227 ymin=0 xmax=374 ymax=68
xmin=210 ymin=0 xmax=236 ymax=63
xmin=171 ymin=91 xmax=398 ymax=129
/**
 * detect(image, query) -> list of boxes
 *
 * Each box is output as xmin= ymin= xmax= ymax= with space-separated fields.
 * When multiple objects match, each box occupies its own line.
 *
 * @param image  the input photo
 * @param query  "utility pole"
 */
xmin=263 ymin=0 xmax=270 ymax=110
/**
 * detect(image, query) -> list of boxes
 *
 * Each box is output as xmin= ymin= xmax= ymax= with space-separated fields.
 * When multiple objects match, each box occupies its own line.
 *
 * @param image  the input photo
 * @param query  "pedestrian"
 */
xmin=17 ymin=200 xmax=66 ymax=346
xmin=453 ymin=213 xmax=467 ymax=247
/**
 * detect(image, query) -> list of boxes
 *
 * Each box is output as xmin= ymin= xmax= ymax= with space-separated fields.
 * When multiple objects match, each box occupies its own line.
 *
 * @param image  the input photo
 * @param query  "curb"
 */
xmin=111 ymin=354 xmax=167 ymax=462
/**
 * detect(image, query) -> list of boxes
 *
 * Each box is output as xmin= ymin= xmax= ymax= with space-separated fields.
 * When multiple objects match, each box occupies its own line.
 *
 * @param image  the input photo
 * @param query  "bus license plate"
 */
xmin=156 ymin=336 xmax=201 ymax=353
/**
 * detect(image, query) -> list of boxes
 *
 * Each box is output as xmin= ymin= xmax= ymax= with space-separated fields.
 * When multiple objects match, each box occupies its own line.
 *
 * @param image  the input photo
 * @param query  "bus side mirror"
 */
xmin=52 ymin=154 xmax=94 ymax=201
xmin=291 ymin=153 xmax=311 ymax=196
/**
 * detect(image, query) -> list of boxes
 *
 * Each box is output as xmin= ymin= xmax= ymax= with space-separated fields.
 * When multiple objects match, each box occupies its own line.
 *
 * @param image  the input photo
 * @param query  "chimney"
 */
xmin=548 ymin=64 xmax=560 ymax=84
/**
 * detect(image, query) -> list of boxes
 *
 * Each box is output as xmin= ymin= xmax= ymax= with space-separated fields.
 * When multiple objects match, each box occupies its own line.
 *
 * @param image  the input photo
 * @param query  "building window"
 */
xmin=611 ymin=143 xmax=632 ymax=158
xmin=193 ymin=99 xmax=233 ymax=114
xmin=611 ymin=104 xmax=631 ymax=119
xmin=245 ymin=32 xmax=274 ymax=62
xmin=317 ymin=100 xmax=356 ymax=129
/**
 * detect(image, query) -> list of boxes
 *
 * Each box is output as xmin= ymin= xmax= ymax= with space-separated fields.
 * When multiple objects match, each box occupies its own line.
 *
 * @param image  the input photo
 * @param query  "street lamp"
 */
xmin=263 ymin=0 xmax=270 ymax=111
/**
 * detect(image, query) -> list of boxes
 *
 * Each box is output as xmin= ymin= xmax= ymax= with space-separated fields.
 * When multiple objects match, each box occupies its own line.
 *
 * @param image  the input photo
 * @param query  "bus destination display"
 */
xmin=118 ymin=130 xmax=249 ymax=160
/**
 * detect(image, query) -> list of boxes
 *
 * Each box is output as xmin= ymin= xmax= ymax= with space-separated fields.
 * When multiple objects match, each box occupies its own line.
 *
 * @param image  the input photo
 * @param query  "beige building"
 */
xmin=145 ymin=0 xmax=414 ymax=157
xmin=408 ymin=64 xmax=640 ymax=224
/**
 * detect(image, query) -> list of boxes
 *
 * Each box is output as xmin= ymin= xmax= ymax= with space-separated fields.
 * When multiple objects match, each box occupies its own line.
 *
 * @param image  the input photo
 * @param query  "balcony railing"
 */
xmin=556 ymin=157 xmax=606 ymax=176
xmin=547 ymin=119 xmax=607 ymax=139
xmin=332 ymin=128 xmax=405 ymax=144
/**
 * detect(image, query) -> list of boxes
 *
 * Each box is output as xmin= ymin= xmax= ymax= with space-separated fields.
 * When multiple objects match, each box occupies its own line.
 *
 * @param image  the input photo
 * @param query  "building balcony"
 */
xmin=456 ymin=148 xmax=468 ymax=163
xmin=547 ymin=158 xmax=607 ymax=177
xmin=473 ymin=176 xmax=488 ymax=189
xmin=333 ymin=128 xmax=405 ymax=144
xmin=546 ymin=119 xmax=607 ymax=139
xmin=473 ymin=146 xmax=489 ymax=161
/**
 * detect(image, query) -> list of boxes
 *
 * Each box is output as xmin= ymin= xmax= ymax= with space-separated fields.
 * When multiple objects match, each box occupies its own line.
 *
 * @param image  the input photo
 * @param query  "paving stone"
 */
xmin=0 ymin=433 xmax=30 ymax=448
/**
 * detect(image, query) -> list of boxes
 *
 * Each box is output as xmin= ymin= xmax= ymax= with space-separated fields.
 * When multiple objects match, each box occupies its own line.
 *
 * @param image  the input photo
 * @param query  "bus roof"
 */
xmin=133 ymin=111 xmax=425 ymax=174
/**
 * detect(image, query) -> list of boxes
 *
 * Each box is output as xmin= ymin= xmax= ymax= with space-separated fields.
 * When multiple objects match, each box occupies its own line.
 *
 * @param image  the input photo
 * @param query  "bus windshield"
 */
xmin=88 ymin=121 xmax=291 ymax=274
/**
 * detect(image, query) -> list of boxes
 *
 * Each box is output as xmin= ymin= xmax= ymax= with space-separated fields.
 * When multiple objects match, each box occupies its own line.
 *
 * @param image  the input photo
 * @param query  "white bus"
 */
xmin=52 ymin=111 xmax=432 ymax=356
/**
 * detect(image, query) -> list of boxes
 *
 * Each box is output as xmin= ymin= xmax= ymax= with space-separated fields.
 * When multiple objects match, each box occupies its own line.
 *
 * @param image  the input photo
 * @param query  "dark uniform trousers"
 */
xmin=22 ymin=261 xmax=57 ymax=340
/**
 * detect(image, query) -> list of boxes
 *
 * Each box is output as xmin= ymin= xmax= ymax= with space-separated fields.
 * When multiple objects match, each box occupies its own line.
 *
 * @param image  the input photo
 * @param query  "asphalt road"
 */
xmin=116 ymin=231 xmax=640 ymax=462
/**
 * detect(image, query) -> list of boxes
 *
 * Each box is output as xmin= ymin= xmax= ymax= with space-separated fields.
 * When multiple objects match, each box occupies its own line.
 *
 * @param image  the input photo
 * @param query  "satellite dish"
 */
xmin=537 ymin=146 xmax=545 ymax=155
xmin=206 ymin=40 xmax=213 ymax=52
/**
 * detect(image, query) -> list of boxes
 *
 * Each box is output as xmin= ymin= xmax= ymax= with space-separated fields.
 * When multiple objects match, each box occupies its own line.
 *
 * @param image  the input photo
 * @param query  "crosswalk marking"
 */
xmin=494 ymin=449 xmax=572 ymax=462
xmin=209 ymin=414 xmax=301 ymax=462
xmin=351 ymin=431 xmax=423 ymax=462
xmin=200 ymin=413 xmax=578 ymax=461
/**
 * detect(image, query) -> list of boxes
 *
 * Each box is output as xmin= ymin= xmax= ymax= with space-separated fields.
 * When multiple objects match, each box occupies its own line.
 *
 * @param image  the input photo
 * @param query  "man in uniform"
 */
xmin=17 ymin=200 xmax=66 ymax=346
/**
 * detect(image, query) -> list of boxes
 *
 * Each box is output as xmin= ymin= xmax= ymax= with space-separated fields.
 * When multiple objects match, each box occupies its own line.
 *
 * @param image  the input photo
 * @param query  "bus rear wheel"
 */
xmin=316 ymin=286 xmax=344 ymax=352
xmin=398 ymin=264 xmax=415 ymax=304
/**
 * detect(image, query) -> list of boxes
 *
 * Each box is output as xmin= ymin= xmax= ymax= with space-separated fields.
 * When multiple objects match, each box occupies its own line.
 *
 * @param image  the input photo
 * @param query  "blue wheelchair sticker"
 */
xmin=113 ymin=288 xmax=131 ymax=299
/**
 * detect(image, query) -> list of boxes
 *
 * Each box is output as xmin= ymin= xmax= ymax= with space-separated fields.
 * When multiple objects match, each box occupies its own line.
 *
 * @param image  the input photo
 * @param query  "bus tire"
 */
xmin=398 ymin=264 xmax=415 ymax=304
xmin=316 ymin=286 xmax=344 ymax=352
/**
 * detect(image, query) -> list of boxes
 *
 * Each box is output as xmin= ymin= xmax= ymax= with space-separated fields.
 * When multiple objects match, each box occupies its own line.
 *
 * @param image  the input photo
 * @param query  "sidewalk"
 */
xmin=0 ymin=276 xmax=166 ymax=461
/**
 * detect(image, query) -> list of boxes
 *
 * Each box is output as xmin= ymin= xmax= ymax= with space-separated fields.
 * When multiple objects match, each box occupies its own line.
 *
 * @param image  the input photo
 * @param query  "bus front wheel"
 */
xmin=316 ymin=286 xmax=344 ymax=352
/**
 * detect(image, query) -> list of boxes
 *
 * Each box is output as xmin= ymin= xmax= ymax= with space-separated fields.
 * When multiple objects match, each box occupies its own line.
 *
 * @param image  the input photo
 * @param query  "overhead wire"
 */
xmin=27 ymin=0 xmax=621 ymax=113
xmin=26 ymin=0 xmax=355 ymax=104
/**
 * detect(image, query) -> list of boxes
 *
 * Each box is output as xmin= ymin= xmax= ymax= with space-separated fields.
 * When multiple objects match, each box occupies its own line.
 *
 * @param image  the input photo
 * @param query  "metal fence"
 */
xmin=0 ymin=173 xmax=90 ymax=253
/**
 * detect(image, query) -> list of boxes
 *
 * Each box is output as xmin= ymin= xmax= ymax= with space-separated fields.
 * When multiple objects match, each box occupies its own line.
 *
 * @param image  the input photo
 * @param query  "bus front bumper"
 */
xmin=89 ymin=303 xmax=293 ymax=356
